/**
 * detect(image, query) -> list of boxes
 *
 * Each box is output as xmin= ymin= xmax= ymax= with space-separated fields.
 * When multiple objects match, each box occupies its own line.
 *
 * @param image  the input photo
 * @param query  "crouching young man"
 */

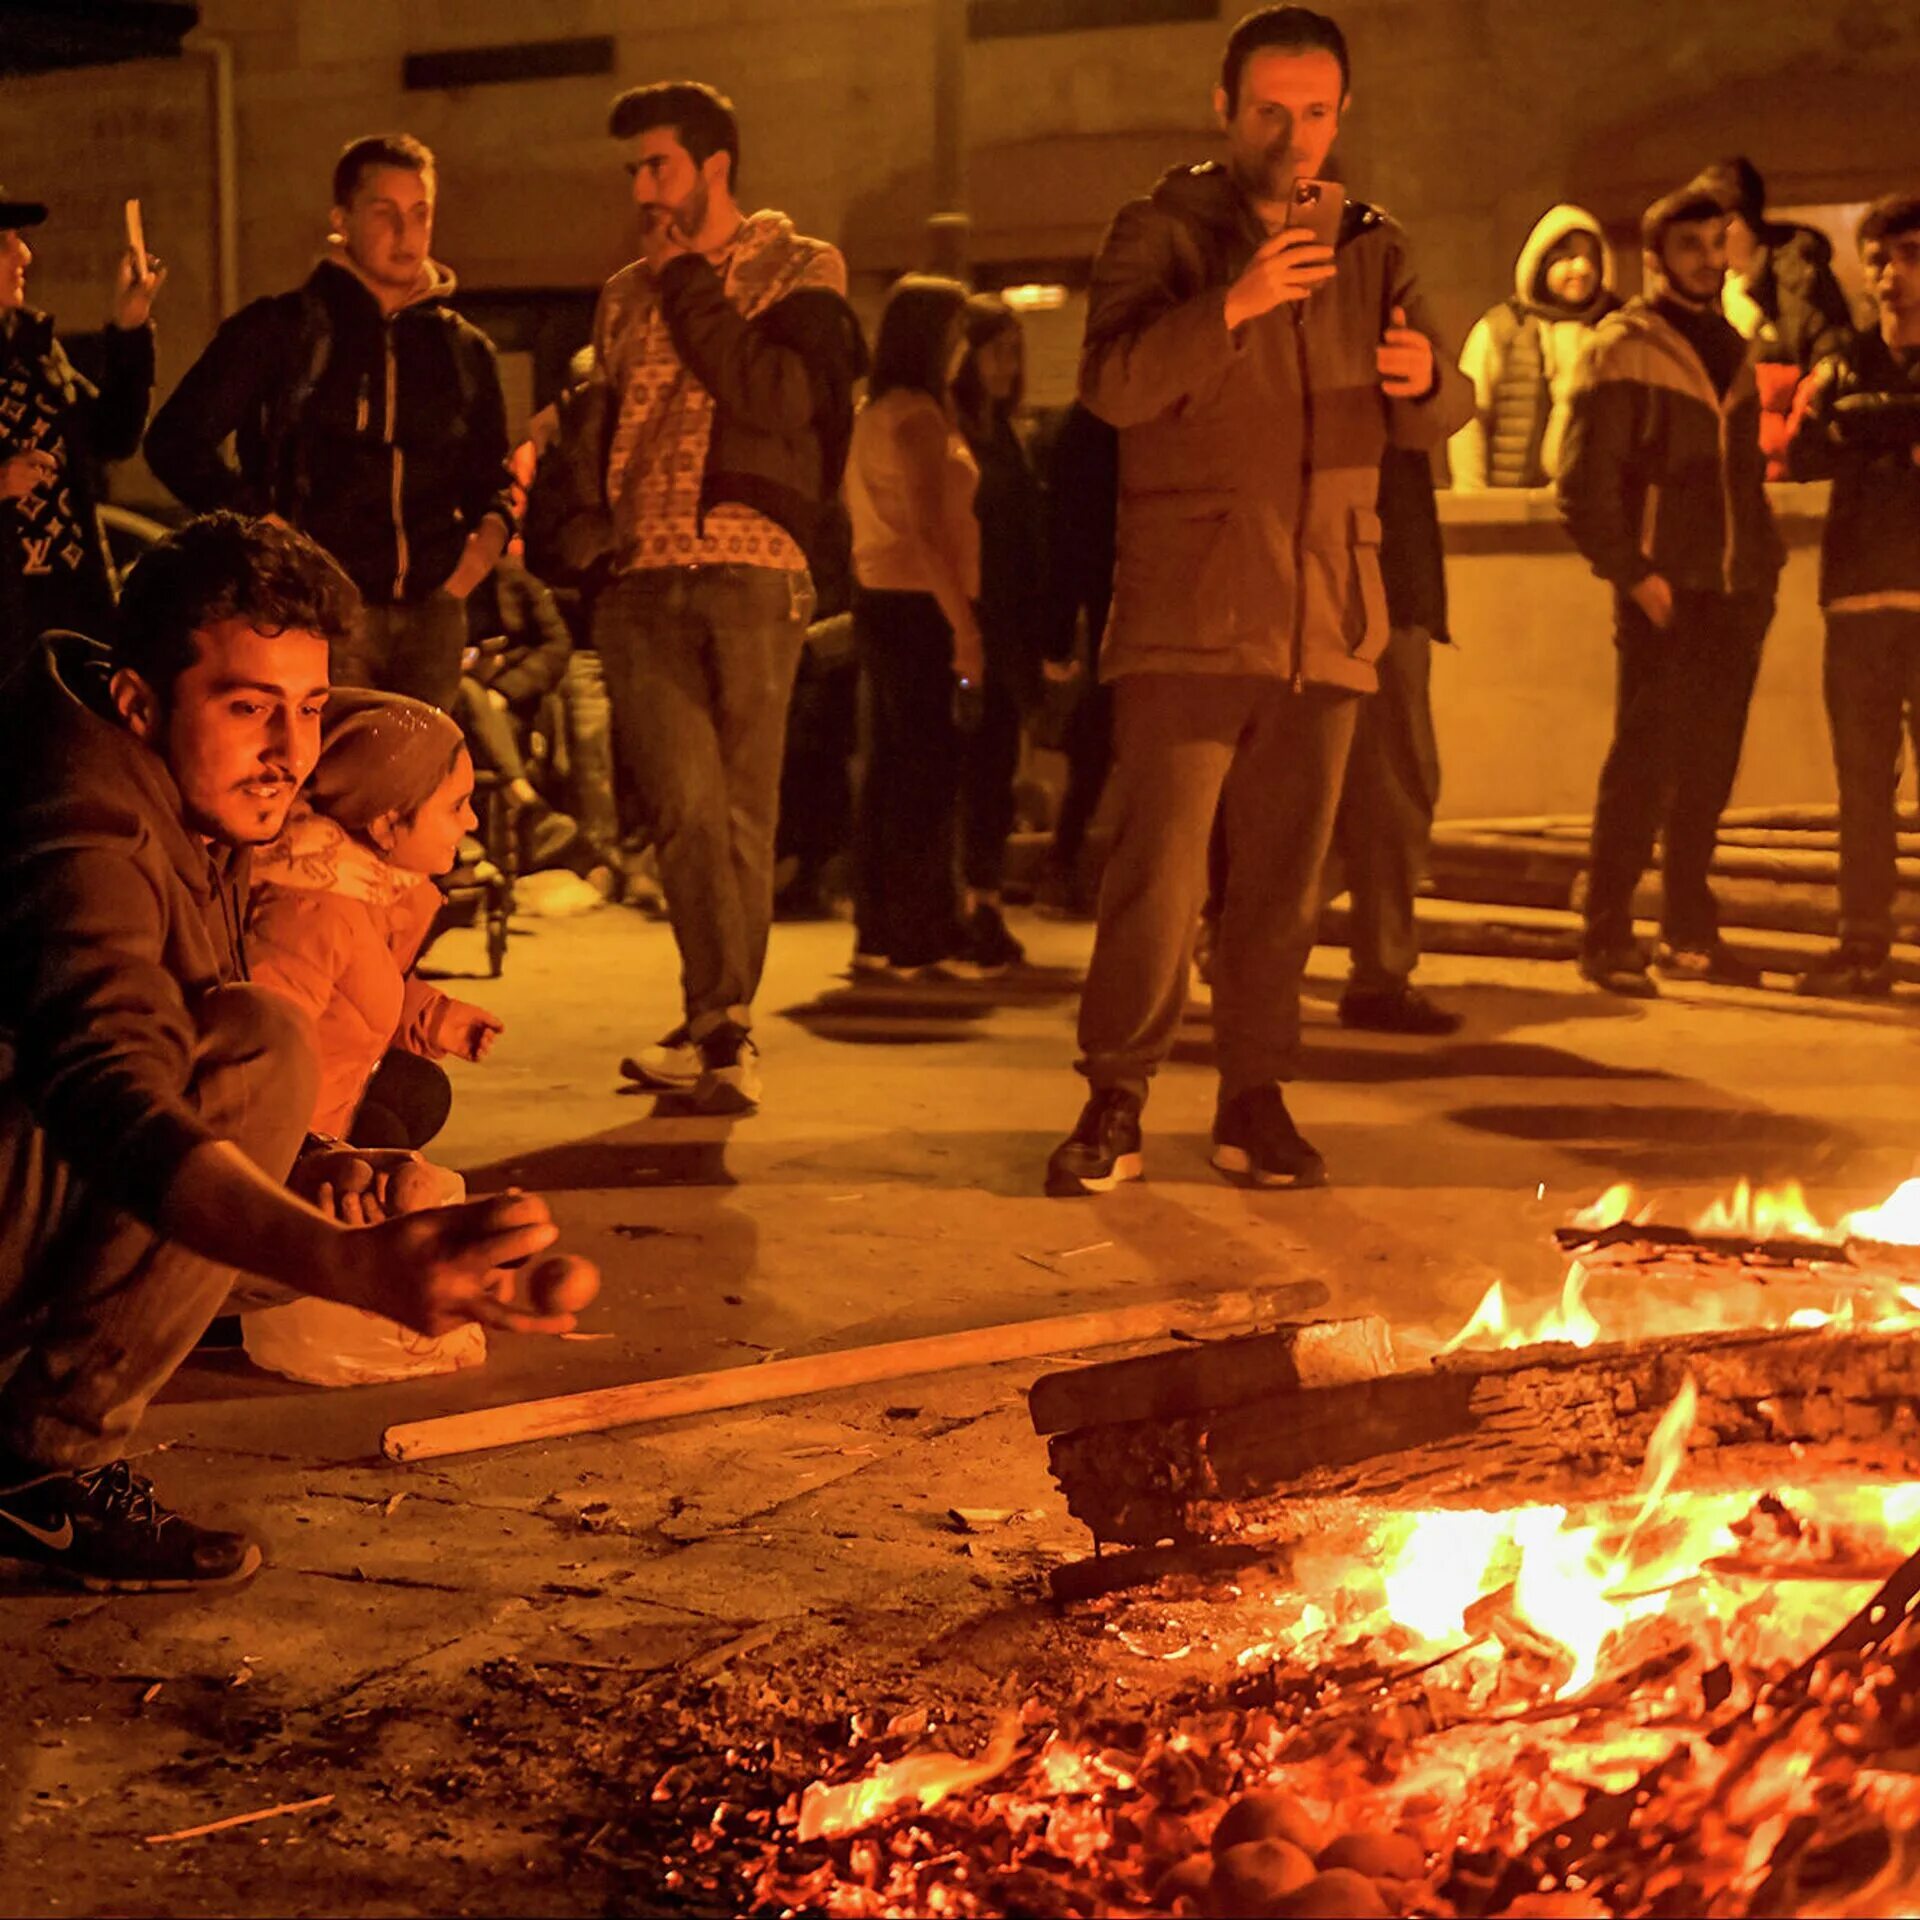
xmin=0 ymin=513 xmax=576 ymax=1593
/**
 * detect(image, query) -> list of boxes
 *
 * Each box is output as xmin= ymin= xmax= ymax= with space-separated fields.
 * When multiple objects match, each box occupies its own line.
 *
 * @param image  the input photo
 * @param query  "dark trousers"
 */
xmin=453 ymin=677 xmax=532 ymax=784
xmin=1051 ymin=679 xmax=1115 ymax=883
xmin=350 ymin=1050 xmax=452 ymax=1152
xmin=1334 ymin=624 xmax=1441 ymax=989
xmin=595 ymin=566 xmax=812 ymax=1038
xmin=778 ymin=657 xmax=857 ymax=884
xmin=960 ymin=667 xmax=1022 ymax=895
xmin=1585 ymin=588 xmax=1771 ymax=955
xmin=0 ymin=986 xmax=316 ymax=1469
xmin=1078 ymin=673 xmax=1359 ymax=1101
xmin=333 ymin=591 xmax=469 ymax=712
xmin=1826 ymin=607 xmax=1920 ymax=956
xmin=852 ymin=589 xmax=964 ymax=968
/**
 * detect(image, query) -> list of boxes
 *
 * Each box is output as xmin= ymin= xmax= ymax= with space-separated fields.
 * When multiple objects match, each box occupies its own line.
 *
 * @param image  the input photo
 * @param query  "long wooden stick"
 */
xmin=382 ymin=1281 xmax=1330 ymax=1463
xmin=144 ymin=1794 xmax=335 ymax=1846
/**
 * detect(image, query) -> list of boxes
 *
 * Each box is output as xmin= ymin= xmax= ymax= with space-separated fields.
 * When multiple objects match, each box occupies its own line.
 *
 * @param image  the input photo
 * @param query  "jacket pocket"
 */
xmin=1113 ymin=493 xmax=1238 ymax=646
xmin=1345 ymin=504 xmax=1390 ymax=662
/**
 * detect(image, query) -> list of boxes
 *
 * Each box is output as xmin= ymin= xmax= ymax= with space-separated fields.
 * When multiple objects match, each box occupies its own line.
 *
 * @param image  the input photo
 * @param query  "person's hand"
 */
xmin=441 ymin=1000 xmax=505 ymax=1062
xmin=290 ymin=1146 xmax=390 ymax=1226
xmin=1041 ymin=655 xmax=1083 ymax=686
xmin=485 ymin=686 xmax=509 ymax=713
xmin=951 ymin=618 xmax=986 ymax=691
xmin=1629 ymin=573 xmax=1675 ymax=630
xmin=1224 ymin=228 xmax=1336 ymax=330
xmin=111 ymin=246 xmax=167 ymax=330
xmin=1376 ymin=306 xmax=1436 ymax=400
xmin=325 ymin=1189 xmax=580 ymax=1338
xmin=0 ymin=449 xmax=57 ymax=501
xmin=640 ymin=209 xmax=692 ymax=270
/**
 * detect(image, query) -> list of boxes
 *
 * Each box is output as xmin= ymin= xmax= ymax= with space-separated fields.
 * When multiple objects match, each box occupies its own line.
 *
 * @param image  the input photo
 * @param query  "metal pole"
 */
xmin=929 ymin=0 xmax=969 ymax=279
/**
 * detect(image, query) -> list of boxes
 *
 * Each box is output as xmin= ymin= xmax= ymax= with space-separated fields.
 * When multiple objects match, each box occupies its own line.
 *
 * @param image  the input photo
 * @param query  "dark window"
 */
xmin=402 ymin=35 xmax=615 ymax=92
xmin=968 ymin=0 xmax=1215 ymax=39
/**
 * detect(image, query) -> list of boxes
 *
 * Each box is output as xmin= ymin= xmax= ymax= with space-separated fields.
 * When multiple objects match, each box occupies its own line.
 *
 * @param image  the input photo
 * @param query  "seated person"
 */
xmin=243 ymin=691 xmax=507 ymax=1383
xmin=0 ymin=513 xmax=582 ymax=1595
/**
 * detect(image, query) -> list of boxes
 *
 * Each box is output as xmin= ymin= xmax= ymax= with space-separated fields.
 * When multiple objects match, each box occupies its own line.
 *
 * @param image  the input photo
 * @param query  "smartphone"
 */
xmin=1288 ymin=177 xmax=1346 ymax=251
xmin=124 ymin=198 xmax=149 ymax=278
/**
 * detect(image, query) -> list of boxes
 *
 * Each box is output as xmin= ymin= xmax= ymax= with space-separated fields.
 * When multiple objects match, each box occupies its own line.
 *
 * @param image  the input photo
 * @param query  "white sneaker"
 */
xmin=693 ymin=1029 xmax=761 ymax=1115
xmin=619 ymin=1025 xmax=701 ymax=1090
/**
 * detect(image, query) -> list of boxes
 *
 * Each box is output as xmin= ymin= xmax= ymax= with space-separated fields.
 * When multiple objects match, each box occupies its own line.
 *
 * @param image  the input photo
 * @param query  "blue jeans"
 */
xmin=594 ymin=566 xmax=812 ymax=1037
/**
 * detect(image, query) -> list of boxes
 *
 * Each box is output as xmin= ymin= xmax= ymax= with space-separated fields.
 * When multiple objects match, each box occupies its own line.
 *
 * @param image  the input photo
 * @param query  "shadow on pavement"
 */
xmin=779 ymin=965 xmax=1082 ymax=1047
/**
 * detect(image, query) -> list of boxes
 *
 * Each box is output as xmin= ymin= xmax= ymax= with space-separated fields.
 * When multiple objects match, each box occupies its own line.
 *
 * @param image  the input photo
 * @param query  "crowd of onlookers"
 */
xmin=0 ymin=3 xmax=1917 ymax=1598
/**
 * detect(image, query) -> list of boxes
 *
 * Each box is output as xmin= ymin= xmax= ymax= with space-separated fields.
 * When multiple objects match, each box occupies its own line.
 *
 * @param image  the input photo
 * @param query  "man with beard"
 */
xmin=0 ymin=513 xmax=582 ymax=1593
xmin=1559 ymin=187 xmax=1784 ymax=997
xmin=592 ymin=83 xmax=864 ymax=1118
xmin=1044 ymin=5 xmax=1470 ymax=1197
xmin=147 ymin=135 xmax=514 ymax=710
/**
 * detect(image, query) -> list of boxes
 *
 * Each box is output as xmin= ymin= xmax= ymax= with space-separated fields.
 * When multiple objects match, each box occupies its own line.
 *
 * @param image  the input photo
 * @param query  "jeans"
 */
xmin=333 ymin=591 xmax=469 ymax=711
xmin=1333 ymin=624 xmax=1442 ymax=989
xmin=960 ymin=660 xmax=1023 ymax=896
xmin=0 ymin=985 xmax=317 ymax=1469
xmin=852 ymin=590 xmax=966 ymax=967
xmin=1585 ymin=588 xmax=1771 ymax=956
xmin=594 ymin=566 xmax=812 ymax=1038
xmin=1078 ymin=672 xmax=1359 ymax=1102
xmin=1825 ymin=607 xmax=1920 ymax=956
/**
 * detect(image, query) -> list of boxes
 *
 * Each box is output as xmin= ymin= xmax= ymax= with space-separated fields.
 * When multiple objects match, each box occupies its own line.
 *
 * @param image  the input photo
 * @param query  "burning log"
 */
xmin=1555 ymin=1218 xmax=1920 ymax=1274
xmin=1047 ymin=1325 xmax=1920 ymax=1548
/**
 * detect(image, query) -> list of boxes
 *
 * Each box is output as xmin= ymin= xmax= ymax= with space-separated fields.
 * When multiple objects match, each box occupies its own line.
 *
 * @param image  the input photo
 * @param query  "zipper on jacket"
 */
xmin=385 ymin=320 xmax=409 ymax=600
xmin=1717 ymin=404 xmax=1735 ymax=595
xmin=1289 ymin=306 xmax=1310 ymax=693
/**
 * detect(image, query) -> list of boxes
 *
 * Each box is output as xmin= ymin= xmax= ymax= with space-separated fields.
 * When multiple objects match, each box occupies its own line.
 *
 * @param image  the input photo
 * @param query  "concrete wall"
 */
xmin=1433 ymin=484 xmax=1836 ymax=821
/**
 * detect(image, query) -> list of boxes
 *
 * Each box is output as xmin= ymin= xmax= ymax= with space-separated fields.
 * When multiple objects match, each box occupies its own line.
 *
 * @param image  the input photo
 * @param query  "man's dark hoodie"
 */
xmin=0 ymin=639 xmax=262 ymax=1224
xmin=145 ymin=252 xmax=513 ymax=606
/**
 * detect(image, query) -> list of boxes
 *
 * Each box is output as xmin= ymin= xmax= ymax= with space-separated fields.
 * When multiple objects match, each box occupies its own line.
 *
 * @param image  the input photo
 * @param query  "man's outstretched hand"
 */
xmin=1376 ymin=305 xmax=1436 ymax=400
xmin=325 ymin=1189 xmax=585 ymax=1339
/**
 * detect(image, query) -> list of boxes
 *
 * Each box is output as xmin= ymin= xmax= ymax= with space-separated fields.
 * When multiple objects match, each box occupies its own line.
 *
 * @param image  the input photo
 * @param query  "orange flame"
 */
xmin=1692 ymin=1178 xmax=1833 ymax=1243
xmin=795 ymin=1720 xmax=1017 ymax=1842
xmin=1847 ymin=1177 xmax=1920 ymax=1246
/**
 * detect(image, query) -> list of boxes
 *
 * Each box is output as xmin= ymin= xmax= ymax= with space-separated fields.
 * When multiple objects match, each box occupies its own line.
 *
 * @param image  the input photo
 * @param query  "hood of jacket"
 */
xmin=316 ymin=240 xmax=459 ymax=314
xmin=1513 ymin=204 xmax=1615 ymax=322
xmin=251 ymin=801 xmax=431 ymax=911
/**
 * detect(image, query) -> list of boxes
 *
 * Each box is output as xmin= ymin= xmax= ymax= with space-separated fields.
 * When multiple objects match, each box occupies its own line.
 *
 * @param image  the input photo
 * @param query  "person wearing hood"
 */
xmin=1044 ymin=5 xmax=1471 ymax=1199
xmin=592 ymin=83 xmax=864 ymax=1121
xmin=145 ymin=135 xmax=515 ymax=711
xmin=0 ymin=187 xmax=165 ymax=677
xmin=1450 ymin=204 xmax=1617 ymax=490
xmin=1558 ymin=186 xmax=1784 ymax=998
xmin=0 ymin=513 xmax=580 ymax=1594
xmin=1689 ymin=156 xmax=1854 ymax=479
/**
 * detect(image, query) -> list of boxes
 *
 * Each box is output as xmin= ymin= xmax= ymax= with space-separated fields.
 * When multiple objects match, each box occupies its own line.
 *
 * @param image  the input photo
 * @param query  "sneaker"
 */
xmin=693 ymin=1024 xmax=761 ymax=1115
xmin=1211 ymin=1084 xmax=1328 ymax=1189
xmin=1045 ymin=1089 xmax=1145 ymax=1197
xmin=947 ymin=903 xmax=1026 ymax=979
xmin=1339 ymin=984 xmax=1462 ymax=1035
xmin=620 ymin=1024 xmax=701 ymax=1091
xmin=1579 ymin=946 xmax=1658 ymax=998
xmin=1656 ymin=941 xmax=1764 ymax=988
xmin=1794 ymin=945 xmax=1895 ymax=998
xmin=0 ymin=1457 xmax=261 ymax=1593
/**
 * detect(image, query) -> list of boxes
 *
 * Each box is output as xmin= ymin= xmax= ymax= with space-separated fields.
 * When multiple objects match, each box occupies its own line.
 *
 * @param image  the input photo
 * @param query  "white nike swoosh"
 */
xmin=0 ymin=1509 xmax=74 ymax=1552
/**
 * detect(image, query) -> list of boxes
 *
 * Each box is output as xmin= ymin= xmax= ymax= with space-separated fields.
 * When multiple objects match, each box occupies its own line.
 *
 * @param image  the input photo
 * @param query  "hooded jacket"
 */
xmin=1079 ymin=162 xmax=1471 ymax=692
xmin=1786 ymin=326 xmax=1920 ymax=611
xmin=0 ymin=309 xmax=153 ymax=674
xmin=146 ymin=255 xmax=514 ymax=606
xmin=246 ymin=807 xmax=455 ymax=1138
xmin=1450 ymin=205 xmax=1620 ymax=490
xmin=0 ymin=637 xmax=276 ymax=1224
xmin=1557 ymin=297 xmax=1784 ymax=598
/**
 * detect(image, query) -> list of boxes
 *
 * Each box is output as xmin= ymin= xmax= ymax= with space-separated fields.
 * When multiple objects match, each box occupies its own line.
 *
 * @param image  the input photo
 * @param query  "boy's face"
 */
xmin=1215 ymin=47 xmax=1347 ymax=208
xmin=1656 ymin=216 xmax=1729 ymax=303
xmin=1865 ymin=229 xmax=1920 ymax=328
xmin=116 ymin=619 xmax=331 ymax=846
xmin=334 ymin=164 xmax=435 ymax=296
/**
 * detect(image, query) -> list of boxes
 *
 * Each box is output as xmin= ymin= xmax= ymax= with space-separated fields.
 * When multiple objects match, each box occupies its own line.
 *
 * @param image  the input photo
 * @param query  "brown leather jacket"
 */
xmin=1079 ymin=163 xmax=1471 ymax=692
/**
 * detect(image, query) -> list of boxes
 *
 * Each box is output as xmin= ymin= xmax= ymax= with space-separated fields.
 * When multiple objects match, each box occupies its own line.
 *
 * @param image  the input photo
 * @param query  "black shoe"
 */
xmin=0 ymin=1457 xmax=261 ymax=1593
xmin=1579 ymin=946 xmax=1658 ymax=997
xmin=1656 ymin=941 xmax=1764 ymax=988
xmin=692 ymin=1023 xmax=761 ymax=1115
xmin=948 ymin=903 xmax=1026 ymax=979
xmin=1212 ymin=1085 xmax=1327 ymax=1189
xmin=1045 ymin=1089 xmax=1144 ymax=1196
xmin=1794 ymin=945 xmax=1895 ymax=998
xmin=1338 ymin=984 xmax=1462 ymax=1035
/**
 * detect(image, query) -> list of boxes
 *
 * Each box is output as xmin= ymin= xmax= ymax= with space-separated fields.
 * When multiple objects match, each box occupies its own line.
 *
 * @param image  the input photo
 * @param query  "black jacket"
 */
xmin=0 ymin=311 xmax=153 ymax=677
xmin=1557 ymin=297 xmax=1783 ymax=597
xmin=1787 ymin=328 xmax=1920 ymax=608
xmin=653 ymin=255 xmax=866 ymax=563
xmin=1042 ymin=402 xmax=1119 ymax=664
xmin=466 ymin=562 xmax=572 ymax=707
xmin=146 ymin=258 xmax=513 ymax=606
xmin=1379 ymin=446 xmax=1449 ymax=642
xmin=965 ymin=411 xmax=1047 ymax=686
xmin=1743 ymin=223 xmax=1854 ymax=372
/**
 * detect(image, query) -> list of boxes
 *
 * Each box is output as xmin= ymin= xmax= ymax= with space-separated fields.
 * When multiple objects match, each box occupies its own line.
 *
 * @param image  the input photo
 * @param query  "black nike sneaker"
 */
xmin=0 ymin=1456 xmax=262 ymax=1593
xmin=1045 ymin=1088 xmax=1145 ymax=1196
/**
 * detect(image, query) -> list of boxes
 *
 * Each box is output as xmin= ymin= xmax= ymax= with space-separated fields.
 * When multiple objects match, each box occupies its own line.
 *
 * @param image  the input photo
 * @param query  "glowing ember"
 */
xmin=795 ymin=1720 xmax=1017 ymax=1841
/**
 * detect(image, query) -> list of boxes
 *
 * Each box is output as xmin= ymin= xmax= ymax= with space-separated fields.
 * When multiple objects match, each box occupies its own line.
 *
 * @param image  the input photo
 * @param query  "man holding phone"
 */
xmin=1046 ymin=4 xmax=1470 ymax=1197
